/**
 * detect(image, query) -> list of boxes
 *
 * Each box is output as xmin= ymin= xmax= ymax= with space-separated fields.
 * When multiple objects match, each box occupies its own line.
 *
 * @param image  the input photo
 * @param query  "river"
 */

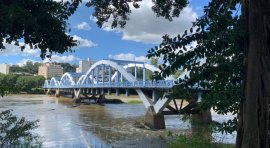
xmin=0 ymin=95 xmax=235 ymax=147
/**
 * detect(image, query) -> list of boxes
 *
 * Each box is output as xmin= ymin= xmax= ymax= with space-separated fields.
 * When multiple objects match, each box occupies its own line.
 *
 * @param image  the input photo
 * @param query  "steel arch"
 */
xmin=60 ymin=73 xmax=76 ymax=86
xmin=49 ymin=77 xmax=60 ymax=87
xmin=80 ymin=60 xmax=154 ymax=108
xmin=111 ymin=63 xmax=160 ymax=81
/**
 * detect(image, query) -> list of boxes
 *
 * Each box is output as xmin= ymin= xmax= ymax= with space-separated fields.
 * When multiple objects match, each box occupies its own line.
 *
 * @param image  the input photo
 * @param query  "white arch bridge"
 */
xmin=43 ymin=59 xmax=187 ymax=129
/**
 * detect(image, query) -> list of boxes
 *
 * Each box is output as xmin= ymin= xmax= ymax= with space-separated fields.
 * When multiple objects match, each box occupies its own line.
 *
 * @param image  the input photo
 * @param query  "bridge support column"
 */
xmin=143 ymin=65 xmax=146 ymax=86
xmin=96 ymin=89 xmax=98 ymax=95
xmin=91 ymin=89 xmax=93 ymax=94
xmin=134 ymin=66 xmax=137 ymax=80
xmin=116 ymin=89 xmax=119 ymax=96
xmin=46 ymin=89 xmax=50 ymax=95
xmin=74 ymin=89 xmax=81 ymax=99
xmin=152 ymin=90 xmax=158 ymax=103
xmin=55 ymin=89 xmax=60 ymax=97
xmin=101 ymin=88 xmax=104 ymax=95
xmin=108 ymin=89 xmax=111 ymax=95
xmin=126 ymin=89 xmax=129 ymax=96
xmin=144 ymin=106 xmax=165 ymax=129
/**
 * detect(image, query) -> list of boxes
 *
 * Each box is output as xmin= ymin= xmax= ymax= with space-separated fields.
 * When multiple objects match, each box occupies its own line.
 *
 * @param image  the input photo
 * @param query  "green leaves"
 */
xmin=87 ymin=0 xmax=188 ymax=29
xmin=147 ymin=0 xmax=244 ymax=133
xmin=0 ymin=0 xmax=81 ymax=59
xmin=0 ymin=110 xmax=40 ymax=147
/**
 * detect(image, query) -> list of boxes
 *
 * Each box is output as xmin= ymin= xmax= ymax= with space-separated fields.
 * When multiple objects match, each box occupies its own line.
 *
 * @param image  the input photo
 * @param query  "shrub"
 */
xmin=0 ymin=110 xmax=41 ymax=147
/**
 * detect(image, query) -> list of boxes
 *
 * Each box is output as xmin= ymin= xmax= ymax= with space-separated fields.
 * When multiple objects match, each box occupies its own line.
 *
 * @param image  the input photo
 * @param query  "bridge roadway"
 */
xmin=44 ymin=80 xmax=174 ymax=89
xmin=43 ymin=59 xmax=191 ymax=129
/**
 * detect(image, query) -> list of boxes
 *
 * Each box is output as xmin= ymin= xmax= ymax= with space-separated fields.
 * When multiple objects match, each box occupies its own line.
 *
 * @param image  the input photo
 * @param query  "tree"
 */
xmin=86 ymin=0 xmax=188 ymax=28
xmin=10 ymin=61 xmax=40 ymax=74
xmin=0 ymin=110 xmax=40 ymax=147
xmin=150 ymin=57 xmax=158 ymax=67
xmin=9 ymin=65 xmax=24 ymax=73
xmin=0 ymin=0 xmax=81 ymax=59
xmin=87 ymin=0 xmax=270 ymax=147
xmin=239 ymin=1 xmax=270 ymax=147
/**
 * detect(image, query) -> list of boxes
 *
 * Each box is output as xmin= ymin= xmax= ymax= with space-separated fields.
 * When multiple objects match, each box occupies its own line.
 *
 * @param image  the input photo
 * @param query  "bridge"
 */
xmin=43 ymin=59 xmax=198 ymax=129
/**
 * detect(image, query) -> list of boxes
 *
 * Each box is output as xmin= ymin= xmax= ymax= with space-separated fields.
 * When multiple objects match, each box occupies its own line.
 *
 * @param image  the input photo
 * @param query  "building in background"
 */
xmin=0 ymin=64 xmax=9 ymax=74
xmin=76 ymin=67 xmax=80 ymax=73
xmin=38 ymin=63 xmax=63 ymax=79
xmin=77 ymin=58 xmax=94 ymax=73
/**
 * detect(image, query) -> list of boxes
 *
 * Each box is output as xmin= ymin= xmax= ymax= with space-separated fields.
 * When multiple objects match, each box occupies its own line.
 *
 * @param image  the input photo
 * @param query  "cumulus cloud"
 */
xmin=43 ymin=55 xmax=80 ymax=63
xmin=76 ymin=22 xmax=91 ymax=30
xmin=1 ymin=35 xmax=96 ymax=56
xmin=0 ymin=42 xmax=40 ymax=57
xmin=73 ymin=35 xmax=97 ymax=48
xmin=108 ymin=53 xmax=150 ymax=63
xmin=99 ymin=1 xmax=197 ymax=44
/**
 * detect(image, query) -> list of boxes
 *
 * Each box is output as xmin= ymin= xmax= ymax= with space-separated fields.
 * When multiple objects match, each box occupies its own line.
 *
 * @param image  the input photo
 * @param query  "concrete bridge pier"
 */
xmin=116 ymin=89 xmax=119 ymax=96
xmin=46 ymin=89 xmax=50 ymax=95
xmin=152 ymin=90 xmax=158 ymax=103
xmin=101 ymin=88 xmax=104 ymax=95
xmin=144 ymin=106 xmax=165 ymax=129
xmin=74 ymin=89 xmax=81 ymax=99
xmin=55 ymin=89 xmax=60 ymax=97
xmin=125 ymin=89 xmax=129 ymax=96
xmin=108 ymin=89 xmax=111 ymax=95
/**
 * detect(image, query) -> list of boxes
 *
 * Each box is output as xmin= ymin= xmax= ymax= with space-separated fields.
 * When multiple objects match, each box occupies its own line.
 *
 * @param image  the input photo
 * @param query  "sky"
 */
xmin=0 ymin=0 xmax=209 ymax=66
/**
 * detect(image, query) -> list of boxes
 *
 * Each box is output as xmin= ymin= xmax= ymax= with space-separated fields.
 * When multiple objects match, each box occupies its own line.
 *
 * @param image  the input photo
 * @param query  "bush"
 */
xmin=0 ymin=110 xmax=41 ymax=147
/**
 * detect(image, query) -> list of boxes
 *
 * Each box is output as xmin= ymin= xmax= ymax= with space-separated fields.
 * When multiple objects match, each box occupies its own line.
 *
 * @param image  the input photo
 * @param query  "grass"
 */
xmin=127 ymin=100 xmax=143 ymax=104
xmin=169 ymin=133 xmax=235 ymax=148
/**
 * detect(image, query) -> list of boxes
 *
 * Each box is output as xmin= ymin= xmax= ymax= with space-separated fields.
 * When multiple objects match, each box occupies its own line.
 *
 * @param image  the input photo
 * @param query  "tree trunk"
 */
xmin=239 ymin=0 xmax=270 ymax=147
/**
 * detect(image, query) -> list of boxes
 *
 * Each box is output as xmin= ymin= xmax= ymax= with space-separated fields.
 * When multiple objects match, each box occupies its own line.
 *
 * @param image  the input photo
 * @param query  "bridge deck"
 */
xmin=44 ymin=80 xmax=174 ymax=89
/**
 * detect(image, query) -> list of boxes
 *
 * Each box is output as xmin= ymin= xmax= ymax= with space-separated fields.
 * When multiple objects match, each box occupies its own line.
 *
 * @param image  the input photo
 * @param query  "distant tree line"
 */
xmin=10 ymin=61 xmax=78 ymax=74
xmin=0 ymin=74 xmax=45 ymax=94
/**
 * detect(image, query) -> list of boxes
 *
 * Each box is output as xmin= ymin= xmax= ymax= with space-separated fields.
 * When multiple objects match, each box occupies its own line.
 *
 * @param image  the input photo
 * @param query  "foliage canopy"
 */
xmin=0 ymin=0 xmax=81 ymax=59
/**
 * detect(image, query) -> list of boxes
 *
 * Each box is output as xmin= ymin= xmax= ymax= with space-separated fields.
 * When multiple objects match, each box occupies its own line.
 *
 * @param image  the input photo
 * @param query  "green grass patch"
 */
xmin=169 ymin=133 xmax=235 ymax=148
xmin=127 ymin=100 xmax=143 ymax=104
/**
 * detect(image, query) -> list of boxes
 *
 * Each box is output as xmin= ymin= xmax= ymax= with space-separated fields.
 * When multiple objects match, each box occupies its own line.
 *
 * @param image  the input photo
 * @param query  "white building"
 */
xmin=0 ymin=64 xmax=9 ymax=74
xmin=77 ymin=58 xmax=93 ymax=73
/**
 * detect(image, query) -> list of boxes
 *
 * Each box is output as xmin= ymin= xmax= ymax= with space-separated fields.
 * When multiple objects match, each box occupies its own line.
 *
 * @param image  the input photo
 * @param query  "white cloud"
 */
xmin=1 ymin=35 xmax=96 ymax=57
xmin=76 ymin=22 xmax=91 ymax=30
xmin=0 ymin=42 xmax=40 ymax=57
xmin=73 ymin=35 xmax=97 ymax=48
xmin=43 ymin=55 xmax=80 ymax=63
xmin=108 ymin=53 xmax=150 ymax=63
xmin=100 ymin=1 xmax=197 ymax=44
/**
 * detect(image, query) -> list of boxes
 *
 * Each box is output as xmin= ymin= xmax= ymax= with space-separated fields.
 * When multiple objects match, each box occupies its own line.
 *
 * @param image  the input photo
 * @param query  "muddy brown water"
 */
xmin=0 ymin=95 xmax=191 ymax=148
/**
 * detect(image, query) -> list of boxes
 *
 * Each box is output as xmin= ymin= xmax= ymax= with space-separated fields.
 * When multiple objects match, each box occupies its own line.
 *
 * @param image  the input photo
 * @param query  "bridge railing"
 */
xmin=43 ymin=80 xmax=174 ymax=89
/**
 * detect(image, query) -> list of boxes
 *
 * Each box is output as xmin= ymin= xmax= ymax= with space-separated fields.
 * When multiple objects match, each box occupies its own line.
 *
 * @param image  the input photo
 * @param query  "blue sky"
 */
xmin=0 ymin=0 xmax=209 ymax=66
